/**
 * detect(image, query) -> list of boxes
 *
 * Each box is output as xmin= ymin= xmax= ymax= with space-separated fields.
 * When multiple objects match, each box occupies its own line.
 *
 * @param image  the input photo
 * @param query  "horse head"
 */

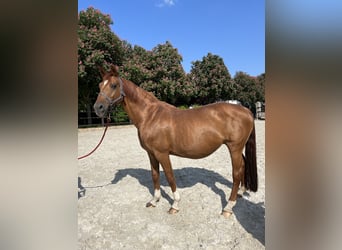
xmin=93 ymin=65 xmax=125 ymax=118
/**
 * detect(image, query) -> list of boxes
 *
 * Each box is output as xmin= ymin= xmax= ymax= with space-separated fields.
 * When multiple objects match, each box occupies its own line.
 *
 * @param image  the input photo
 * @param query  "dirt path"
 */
xmin=78 ymin=120 xmax=265 ymax=249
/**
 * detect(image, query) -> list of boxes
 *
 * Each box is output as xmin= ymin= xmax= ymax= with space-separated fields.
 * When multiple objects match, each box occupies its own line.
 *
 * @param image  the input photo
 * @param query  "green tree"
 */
xmin=78 ymin=7 xmax=124 ymax=124
xmin=121 ymin=45 xmax=154 ymax=87
xmin=188 ymin=53 xmax=233 ymax=104
xmin=233 ymin=71 xmax=259 ymax=114
xmin=77 ymin=7 xmax=265 ymax=126
xmin=140 ymin=41 xmax=189 ymax=105
xmin=255 ymin=73 xmax=265 ymax=103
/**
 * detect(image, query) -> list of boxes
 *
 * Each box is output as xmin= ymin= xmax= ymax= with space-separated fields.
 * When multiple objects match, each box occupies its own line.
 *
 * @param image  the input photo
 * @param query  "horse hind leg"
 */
xmin=237 ymin=154 xmax=247 ymax=197
xmin=222 ymin=146 xmax=245 ymax=218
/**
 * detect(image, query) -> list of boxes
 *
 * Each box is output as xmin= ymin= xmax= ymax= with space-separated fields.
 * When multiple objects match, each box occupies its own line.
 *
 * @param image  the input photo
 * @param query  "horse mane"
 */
xmin=123 ymin=79 xmax=159 ymax=104
xmin=144 ymin=90 xmax=159 ymax=102
xmin=140 ymin=87 xmax=176 ymax=109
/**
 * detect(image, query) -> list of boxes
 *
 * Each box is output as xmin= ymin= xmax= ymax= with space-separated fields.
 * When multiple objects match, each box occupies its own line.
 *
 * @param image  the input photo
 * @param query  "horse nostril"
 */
xmin=94 ymin=103 xmax=105 ymax=113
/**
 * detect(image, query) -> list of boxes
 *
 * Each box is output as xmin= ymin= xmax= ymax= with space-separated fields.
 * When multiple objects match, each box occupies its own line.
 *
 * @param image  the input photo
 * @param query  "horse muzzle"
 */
xmin=93 ymin=102 xmax=108 ymax=118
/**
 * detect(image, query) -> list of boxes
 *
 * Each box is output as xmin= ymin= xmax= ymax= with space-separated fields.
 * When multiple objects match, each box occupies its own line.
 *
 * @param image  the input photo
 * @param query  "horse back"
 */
xmin=138 ymin=102 xmax=253 ymax=158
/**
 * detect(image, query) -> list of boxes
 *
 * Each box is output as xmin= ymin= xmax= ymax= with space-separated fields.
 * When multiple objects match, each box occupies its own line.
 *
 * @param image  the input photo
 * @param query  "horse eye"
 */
xmin=110 ymin=84 xmax=117 ymax=89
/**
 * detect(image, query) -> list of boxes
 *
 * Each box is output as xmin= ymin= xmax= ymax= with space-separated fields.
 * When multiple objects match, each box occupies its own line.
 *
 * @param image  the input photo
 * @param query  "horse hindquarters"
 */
xmin=223 ymin=120 xmax=257 ymax=216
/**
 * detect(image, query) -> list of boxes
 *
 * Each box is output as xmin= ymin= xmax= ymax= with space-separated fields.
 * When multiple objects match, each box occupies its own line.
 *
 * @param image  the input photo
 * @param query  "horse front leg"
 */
xmin=146 ymin=153 xmax=161 ymax=208
xmin=155 ymin=152 xmax=180 ymax=214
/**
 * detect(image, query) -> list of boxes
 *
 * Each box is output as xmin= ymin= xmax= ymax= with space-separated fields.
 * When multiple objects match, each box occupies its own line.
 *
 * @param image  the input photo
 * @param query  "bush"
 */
xmin=178 ymin=105 xmax=189 ymax=110
xmin=111 ymin=106 xmax=130 ymax=124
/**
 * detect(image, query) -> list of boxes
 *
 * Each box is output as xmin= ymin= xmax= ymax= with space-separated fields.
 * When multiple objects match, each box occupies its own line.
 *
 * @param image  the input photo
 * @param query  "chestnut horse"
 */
xmin=94 ymin=65 xmax=257 ymax=217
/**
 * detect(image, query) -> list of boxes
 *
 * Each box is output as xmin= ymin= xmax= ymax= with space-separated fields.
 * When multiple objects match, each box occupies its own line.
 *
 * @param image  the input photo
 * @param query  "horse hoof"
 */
xmin=146 ymin=202 xmax=156 ymax=208
xmin=221 ymin=210 xmax=233 ymax=218
xmin=168 ymin=208 xmax=179 ymax=214
xmin=146 ymin=199 xmax=160 ymax=208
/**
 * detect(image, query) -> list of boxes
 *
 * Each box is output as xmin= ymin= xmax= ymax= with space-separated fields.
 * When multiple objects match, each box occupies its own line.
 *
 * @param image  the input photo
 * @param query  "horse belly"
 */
xmin=171 ymin=131 xmax=223 ymax=159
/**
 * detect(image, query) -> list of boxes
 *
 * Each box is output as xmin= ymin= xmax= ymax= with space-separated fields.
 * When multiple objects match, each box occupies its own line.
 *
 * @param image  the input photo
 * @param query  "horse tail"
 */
xmin=244 ymin=122 xmax=258 ymax=192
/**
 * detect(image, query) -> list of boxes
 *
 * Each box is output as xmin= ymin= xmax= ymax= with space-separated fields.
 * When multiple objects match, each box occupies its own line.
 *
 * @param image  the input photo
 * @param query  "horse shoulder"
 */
xmin=137 ymin=105 xmax=174 ymax=149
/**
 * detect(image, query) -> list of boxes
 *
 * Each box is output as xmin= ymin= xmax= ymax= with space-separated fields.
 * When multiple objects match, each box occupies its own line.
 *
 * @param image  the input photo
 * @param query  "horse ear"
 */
xmin=110 ymin=65 xmax=120 ymax=76
xmin=97 ymin=66 xmax=106 ymax=78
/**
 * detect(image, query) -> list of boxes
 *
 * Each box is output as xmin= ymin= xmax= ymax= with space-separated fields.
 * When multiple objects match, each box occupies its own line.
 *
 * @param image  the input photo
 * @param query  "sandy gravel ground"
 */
xmin=78 ymin=120 xmax=265 ymax=249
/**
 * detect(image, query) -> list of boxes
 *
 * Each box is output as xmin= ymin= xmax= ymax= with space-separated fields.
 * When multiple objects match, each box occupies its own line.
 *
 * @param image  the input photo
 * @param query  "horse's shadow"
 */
xmin=79 ymin=167 xmax=264 ymax=245
xmin=109 ymin=167 xmax=265 ymax=245
xmin=111 ymin=167 xmax=232 ymax=208
xmin=78 ymin=176 xmax=86 ymax=199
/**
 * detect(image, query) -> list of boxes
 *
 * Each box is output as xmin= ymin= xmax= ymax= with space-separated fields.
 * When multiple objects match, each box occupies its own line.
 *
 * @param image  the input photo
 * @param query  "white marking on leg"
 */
xmin=238 ymin=185 xmax=247 ymax=196
xmin=148 ymin=189 xmax=161 ymax=207
xmin=171 ymin=190 xmax=181 ymax=210
xmin=223 ymin=200 xmax=236 ymax=213
xmin=103 ymin=80 xmax=108 ymax=86
xmin=154 ymin=189 xmax=161 ymax=200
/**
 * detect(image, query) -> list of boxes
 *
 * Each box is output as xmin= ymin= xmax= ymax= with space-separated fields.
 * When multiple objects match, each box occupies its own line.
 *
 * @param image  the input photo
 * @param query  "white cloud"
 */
xmin=164 ymin=0 xmax=175 ymax=6
xmin=156 ymin=0 xmax=176 ymax=8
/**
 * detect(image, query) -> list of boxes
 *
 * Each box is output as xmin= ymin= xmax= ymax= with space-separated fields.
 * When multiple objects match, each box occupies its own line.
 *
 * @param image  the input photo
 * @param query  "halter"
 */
xmin=99 ymin=77 xmax=126 ymax=107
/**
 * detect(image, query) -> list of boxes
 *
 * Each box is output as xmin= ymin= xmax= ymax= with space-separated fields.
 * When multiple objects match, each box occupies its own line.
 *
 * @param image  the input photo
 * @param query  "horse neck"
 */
xmin=121 ymin=79 xmax=158 ymax=128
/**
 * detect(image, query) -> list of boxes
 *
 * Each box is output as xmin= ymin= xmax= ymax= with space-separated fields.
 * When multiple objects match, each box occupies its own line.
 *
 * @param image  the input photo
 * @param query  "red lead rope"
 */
xmin=78 ymin=118 xmax=111 ymax=160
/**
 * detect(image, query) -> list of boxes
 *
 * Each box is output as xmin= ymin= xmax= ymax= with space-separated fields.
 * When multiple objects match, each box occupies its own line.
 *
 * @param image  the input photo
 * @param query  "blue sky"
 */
xmin=78 ymin=0 xmax=265 ymax=76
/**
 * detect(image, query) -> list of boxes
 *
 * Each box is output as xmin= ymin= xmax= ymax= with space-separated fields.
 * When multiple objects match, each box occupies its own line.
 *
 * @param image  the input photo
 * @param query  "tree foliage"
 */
xmin=78 ymin=7 xmax=124 ymax=115
xmin=121 ymin=45 xmax=154 ymax=88
xmin=188 ymin=53 xmax=233 ymax=104
xmin=141 ymin=41 xmax=190 ymax=105
xmin=256 ymin=73 xmax=265 ymax=103
xmin=78 ymin=8 xmax=265 ymax=125
xmin=122 ymin=41 xmax=194 ymax=105
xmin=233 ymin=71 xmax=261 ymax=114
